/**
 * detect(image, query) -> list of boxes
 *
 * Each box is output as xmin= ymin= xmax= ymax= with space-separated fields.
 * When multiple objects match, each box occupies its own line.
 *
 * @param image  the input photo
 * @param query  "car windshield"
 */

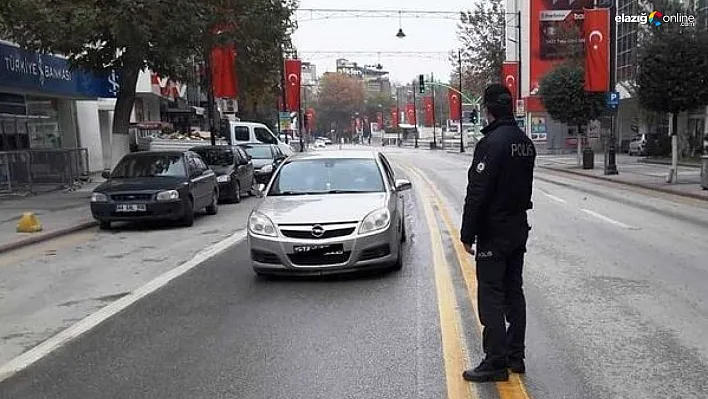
xmin=192 ymin=148 xmax=234 ymax=166
xmin=242 ymin=146 xmax=273 ymax=159
xmin=269 ymin=158 xmax=385 ymax=195
xmin=111 ymin=155 xmax=186 ymax=178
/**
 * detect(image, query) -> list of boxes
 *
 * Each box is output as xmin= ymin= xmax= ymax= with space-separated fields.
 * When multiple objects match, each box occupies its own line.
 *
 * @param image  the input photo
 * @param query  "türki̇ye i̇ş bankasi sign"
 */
xmin=0 ymin=42 xmax=119 ymax=98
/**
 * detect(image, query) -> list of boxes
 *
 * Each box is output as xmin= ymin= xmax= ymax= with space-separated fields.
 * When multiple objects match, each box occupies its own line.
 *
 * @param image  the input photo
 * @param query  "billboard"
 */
xmin=530 ymin=0 xmax=592 ymax=106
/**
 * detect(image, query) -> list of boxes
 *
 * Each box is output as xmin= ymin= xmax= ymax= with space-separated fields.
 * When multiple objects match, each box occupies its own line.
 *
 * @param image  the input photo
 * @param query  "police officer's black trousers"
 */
xmin=475 ymin=243 xmax=526 ymax=369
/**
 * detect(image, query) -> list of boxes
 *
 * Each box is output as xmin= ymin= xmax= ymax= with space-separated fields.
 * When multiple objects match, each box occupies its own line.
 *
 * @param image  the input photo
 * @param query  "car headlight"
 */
xmin=91 ymin=192 xmax=108 ymax=203
xmin=156 ymin=190 xmax=179 ymax=201
xmin=217 ymin=175 xmax=231 ymax=183
xmin=260 ymin=164 xmax=273 ymax=174
xmin=359 ymin=208 xmax=391 ymax=234
xmin=248 ymin=211 xmax=277 ymax=237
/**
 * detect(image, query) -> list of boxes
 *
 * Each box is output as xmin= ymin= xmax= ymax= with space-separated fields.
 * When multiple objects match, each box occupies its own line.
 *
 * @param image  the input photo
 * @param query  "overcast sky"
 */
xmin=292 ymin=0 xmax=480 ymax=84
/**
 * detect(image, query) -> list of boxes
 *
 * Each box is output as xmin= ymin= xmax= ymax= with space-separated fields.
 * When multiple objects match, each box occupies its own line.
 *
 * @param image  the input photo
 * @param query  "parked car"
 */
xmin=190 ymin=145 xmax=255 ymax=203
xmin=314 ymin=139 xmax=326 ymax=148
xmin=247 ymin=150 xmax=412 ymax=277
xmin=628 ymin=134 xmax=647 ymax=156
xmin=238 ymin=143 xmax=287 ymax=185
xmin=90 ymin=151 xmax=219 ymax=230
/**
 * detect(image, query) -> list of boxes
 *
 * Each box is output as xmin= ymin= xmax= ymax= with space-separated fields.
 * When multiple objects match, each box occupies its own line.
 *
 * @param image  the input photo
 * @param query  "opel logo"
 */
xmin=311 ymin=224 xmax=325 ymax=238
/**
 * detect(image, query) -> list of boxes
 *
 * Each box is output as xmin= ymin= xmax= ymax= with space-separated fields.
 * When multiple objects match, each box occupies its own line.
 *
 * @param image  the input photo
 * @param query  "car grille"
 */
xmin=111 ymin=193 xmax=153 ymax=202
xmin=278 ymin=222 xmax=358 ymax=240
xmin=288 ymin=251 xmax=351 ymax=266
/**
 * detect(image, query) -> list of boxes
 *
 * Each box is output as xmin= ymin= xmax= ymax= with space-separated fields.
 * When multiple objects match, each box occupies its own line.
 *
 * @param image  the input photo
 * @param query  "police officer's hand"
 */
xmin=463 ymin=243 xmax=475 ymax=256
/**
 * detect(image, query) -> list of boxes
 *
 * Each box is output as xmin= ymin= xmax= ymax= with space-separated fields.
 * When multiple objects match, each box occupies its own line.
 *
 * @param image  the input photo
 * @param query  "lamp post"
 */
xmin=431 ymin=72 xmax=437 ymax=149
xmin=412 ymin=85 xmax=419 ymax=149
xmin=458 ymin=48 xmax=464 ymax=153
xmin=604 ymin=0 xmax=618 ymax=175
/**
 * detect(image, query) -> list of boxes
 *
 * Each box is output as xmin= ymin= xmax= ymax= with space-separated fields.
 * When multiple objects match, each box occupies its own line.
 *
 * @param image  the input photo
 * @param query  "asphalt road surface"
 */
xmin=1 ymin=146 xmax=707 ymax=399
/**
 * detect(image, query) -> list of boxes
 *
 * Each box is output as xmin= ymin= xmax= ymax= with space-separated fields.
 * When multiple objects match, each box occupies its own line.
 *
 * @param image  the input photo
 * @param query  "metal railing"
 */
xmin=0 ymin=148 xmax=89 ymax=195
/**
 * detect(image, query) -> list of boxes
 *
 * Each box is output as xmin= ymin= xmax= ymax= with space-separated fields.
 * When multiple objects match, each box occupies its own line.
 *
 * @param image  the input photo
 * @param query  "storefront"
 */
xmin=0 ymin=40 xmax=117 ymax=152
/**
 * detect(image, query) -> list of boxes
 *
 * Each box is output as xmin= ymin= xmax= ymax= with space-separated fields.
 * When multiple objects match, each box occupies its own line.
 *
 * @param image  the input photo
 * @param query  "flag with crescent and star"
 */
xmin=405 ymin=103 xmax=416 ymax=125
xmin=501 ymin=62 xmax=520 ymax=110
xmin=584 ymin=8 xmax=610 ymax=92
xmin=448 ymin=88 xmax=461 ymax=120
xmin=284 ymin=59 xmax=302 ymax=112
xmin=391 ymin=106 xmax=399 ymax=128
xmin=423 ymin=96 xmax=434 ymax=127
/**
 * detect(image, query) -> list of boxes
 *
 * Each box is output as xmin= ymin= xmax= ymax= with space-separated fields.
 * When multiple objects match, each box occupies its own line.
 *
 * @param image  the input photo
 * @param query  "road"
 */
xmin=1 ymin=146 xmax=707 ymax=398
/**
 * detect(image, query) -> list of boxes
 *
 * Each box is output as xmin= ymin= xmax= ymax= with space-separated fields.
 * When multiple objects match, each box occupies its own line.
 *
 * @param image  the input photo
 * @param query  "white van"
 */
xmin=221 ymin=121 xmax=294 ymax=156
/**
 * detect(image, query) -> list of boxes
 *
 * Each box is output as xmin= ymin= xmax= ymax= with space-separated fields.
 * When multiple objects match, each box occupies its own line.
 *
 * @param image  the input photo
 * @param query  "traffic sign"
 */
xmin=606 ymin=91 xmax=620 ymax=110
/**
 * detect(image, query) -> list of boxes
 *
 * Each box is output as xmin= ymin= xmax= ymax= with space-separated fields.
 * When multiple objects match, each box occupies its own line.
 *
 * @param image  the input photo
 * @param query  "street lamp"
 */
xmin=396 ymin=11 xmax=406 ymax=38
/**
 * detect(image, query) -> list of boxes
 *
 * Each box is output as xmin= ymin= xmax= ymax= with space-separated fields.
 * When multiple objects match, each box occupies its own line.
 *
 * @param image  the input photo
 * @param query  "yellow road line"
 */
xmin=412 ymin=169 xmax=477 ymax=399
xmin=403 ymin=163 xmax=533 ymax=399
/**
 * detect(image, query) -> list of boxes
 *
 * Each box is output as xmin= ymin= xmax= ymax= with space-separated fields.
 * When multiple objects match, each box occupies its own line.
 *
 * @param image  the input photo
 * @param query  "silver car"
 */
xmin=247 ymin=150 xmax=412 ymax=276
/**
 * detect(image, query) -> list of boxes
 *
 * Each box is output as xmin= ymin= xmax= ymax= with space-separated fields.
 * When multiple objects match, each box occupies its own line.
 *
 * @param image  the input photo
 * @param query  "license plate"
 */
xmin=116 ymin=204 xmax=147 ymax=212
xmin=293 ymin=244 xmax=344 ymax=255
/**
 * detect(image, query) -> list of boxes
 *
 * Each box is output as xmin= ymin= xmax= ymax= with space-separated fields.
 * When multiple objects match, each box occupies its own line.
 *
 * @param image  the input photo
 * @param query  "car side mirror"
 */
xmin=395 ymin=179 xmax=412 ymax=191
xmin=101 ymin=169 xmax=111 ymax=179
xmin=256 ymin=183 xmax=266 ymax=198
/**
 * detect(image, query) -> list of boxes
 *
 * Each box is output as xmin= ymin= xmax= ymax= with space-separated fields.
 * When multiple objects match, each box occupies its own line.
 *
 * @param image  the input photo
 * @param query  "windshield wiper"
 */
xmin=323 ymin=190 xmax=373 ymax=194
xmin=272 ymin=191 xmax=312 ymax=196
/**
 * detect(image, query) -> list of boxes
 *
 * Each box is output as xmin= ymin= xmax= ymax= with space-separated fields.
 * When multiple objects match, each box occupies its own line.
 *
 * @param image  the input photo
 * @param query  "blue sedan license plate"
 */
xmin=116 ymin=204 xmax=147 ymax=212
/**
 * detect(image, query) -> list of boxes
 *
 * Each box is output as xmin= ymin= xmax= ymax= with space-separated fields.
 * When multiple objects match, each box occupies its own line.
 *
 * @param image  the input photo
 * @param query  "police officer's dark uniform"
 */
xmin=460 ymin=84 xmax=536 ymax=383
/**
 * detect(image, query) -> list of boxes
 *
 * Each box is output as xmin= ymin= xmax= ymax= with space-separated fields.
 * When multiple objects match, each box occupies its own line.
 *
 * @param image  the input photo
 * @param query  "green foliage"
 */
xmin=364 ymin=92 xmax=395 ymax=123
xmin=451 ymin=0 xmax=506 ymax=97
xmin=314 ymin=73 xmax=365 ymax=136
xmin=538 ymin=63 xmax=606 ymax=129
xmin=636 ymin=2 xmax=708 ymax=114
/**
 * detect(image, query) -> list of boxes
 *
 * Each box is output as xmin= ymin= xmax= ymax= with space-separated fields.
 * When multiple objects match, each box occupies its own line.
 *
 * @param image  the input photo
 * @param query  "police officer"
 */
xmin=460 ymin=84 xmax=536 ymax=383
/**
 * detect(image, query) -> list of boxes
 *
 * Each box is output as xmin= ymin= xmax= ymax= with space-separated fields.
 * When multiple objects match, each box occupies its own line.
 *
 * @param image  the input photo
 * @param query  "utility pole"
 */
xmin=280 ymin=45 xmax=288 ymax=143
xmin=518 ymin=10 xmax=522 ymax=105
xmin=413 ymin=80 xmax=419 ymax=148
xmin=458 ymin=48 xmax=464 ymax=153
xmin=431 ymin=72 xmax=437 ymax=149
xmin=396 ymin=87 xmax=401 ymax=147
xmin=204 ymin=40 xmax=218 ymax=146
xmin=604 ymin=0 xmax=618 ymax=175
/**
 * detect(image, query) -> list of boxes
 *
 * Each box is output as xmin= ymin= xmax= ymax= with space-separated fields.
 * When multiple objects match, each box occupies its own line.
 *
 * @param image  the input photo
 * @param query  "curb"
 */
xmin=539 ymin=166 xmax=708 ymax=202
xmin=0 ymin=220 xmax=98 ymax=255
xmin=638 ymin=158 xmax=702 ymax=168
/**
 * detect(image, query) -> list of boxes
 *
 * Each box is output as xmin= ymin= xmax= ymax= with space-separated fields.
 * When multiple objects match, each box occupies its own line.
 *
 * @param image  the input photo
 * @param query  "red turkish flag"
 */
xmin=448 ymin=89 xmax=461 ymax=120
xmin=284 ymin=59 xmax=302 ymax=111
xmin=211 ymin=44 xmax=238 ymax=98
xmin=423 ymin=96 xmax=434 ymax=127
xmin=501 ymin=62 xmax=519 ymax=110
xmin=376 ymin=112 xmax=383 ymax=128
xmin=584 ymin=8 xmax=610 ymax=92
xmin=406 ymin=103 xmax=416 ymax=125
xmin=391 ymin=107 xmax=399 ymax=128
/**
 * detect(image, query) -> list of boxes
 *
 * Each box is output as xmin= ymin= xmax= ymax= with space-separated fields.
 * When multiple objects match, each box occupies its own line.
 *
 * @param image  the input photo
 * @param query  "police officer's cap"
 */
xmin=483 ymin=84 xmax=514 ymax=118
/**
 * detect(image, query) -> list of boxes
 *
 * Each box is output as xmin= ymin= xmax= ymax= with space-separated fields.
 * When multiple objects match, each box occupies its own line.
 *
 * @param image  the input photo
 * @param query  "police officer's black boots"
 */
xmin=462 ymin=360 xmax=509 ymax=382
xmin=508 ymin=358 xmax=526 ymax=374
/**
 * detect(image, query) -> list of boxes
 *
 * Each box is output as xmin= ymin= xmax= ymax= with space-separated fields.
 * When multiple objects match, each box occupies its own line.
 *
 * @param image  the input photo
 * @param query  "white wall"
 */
xmin=76 ymin=101 xmax=104 ymax=173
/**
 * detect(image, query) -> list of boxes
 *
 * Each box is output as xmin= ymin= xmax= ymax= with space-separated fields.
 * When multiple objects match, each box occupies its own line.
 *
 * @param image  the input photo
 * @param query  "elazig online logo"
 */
xmin=615 ymin=10 xmax=696 ymax=27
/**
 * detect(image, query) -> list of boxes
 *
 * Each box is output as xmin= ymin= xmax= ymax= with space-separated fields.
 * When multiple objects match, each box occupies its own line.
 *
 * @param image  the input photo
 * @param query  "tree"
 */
xmin=451 ymin=0 xmax=506 ymax=98
xmin=0 ymin=0 xmax=295 ymax=139
xmin=538 ymin=62 xmax=606 ymax=164
xmin=364 ymin=92 xmax=395 ymax=126
xmin=636 ymin=0 xmax=708 ymax=181
xmin=314 ymin=73 xmax=365 ymax=139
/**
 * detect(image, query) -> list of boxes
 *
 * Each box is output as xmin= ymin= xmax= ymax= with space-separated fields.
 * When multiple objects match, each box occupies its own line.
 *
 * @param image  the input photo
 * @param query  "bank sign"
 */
xmin=0 ymin=42 xmax=119 ymax=98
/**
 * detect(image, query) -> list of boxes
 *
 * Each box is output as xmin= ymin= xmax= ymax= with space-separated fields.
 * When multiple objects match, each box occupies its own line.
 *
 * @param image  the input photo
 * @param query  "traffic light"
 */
xmin=418 ymin=74 xmax=425 ymax=94
xmin=470 ymin=109 xmax=479 ymax=124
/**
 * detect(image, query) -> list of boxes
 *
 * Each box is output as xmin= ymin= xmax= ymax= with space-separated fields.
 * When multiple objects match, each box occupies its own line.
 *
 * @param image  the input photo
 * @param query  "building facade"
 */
xmin=336 ymin=58 xmax=391 ymax=96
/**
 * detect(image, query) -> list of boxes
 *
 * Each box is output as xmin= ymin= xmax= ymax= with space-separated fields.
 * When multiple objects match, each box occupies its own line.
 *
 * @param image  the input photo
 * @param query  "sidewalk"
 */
xmin=537 ymin=155 xmax=707 ymax=201
xmin=0 ymin=181 xmax=103 ymax=253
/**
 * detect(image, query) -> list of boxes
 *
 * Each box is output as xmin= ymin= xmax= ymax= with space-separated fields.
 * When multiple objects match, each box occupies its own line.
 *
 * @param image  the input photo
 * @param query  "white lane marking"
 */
xmin=581 ymin=209 xmax=636 ymax=229
xmin=542 ymin=192 xmax=567 ymax=204
xmin=0 ymin=229 xmax=247 ymax=383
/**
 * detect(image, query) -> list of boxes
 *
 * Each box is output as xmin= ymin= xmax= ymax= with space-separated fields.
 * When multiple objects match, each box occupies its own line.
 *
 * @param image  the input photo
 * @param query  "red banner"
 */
xmin=529 ymin=0 xmax=592 ymax=111
xmin=423 ymin=96 xmax=434 ymax=127
xmin=305 ymin=107 xmax=316 ymax=128
xmin=502 ymin=62 xmax=520 ymax=108
xmin=405 ymin=103 xmax=416 ymax=125
xmin=284 ymin=59 xmax=301 ymax=112
xmin=391 ymin=107 xmax=399 ymax=128
xmin=211 ymin=44 xmax=238 ymax=98
xmin=355 ymin=118 xmax=362 ymax=131
xmin=584 ymin=8 xmax=610 ymax=92
xmin=376 ymin=112 xmax=383 ymax=128
xmin=448 ymin=89 xmax=461 ymax=120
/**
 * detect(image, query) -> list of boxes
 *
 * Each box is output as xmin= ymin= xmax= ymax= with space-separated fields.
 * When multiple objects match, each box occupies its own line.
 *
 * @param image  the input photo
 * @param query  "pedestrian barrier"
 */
xmin=0 ymin=148 xmax=89 ymax=195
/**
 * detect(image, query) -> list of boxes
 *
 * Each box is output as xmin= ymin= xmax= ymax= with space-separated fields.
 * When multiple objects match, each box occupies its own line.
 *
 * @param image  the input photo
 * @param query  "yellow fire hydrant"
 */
xmin=17 ymin=212 xmax=43 ymax=233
